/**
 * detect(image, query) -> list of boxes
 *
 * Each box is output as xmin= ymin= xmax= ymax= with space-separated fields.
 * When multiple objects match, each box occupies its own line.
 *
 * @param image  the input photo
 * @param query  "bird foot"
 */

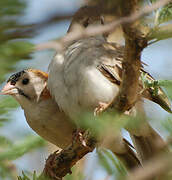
xmin=94 ymin=102 xmax=110 ymax=116
xmin=72 ymin=129 xmax=87 ymax=147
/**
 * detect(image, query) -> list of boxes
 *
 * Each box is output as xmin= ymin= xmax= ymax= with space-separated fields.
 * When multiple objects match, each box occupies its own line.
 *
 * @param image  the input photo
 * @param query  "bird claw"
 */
xmin=94 ymin=102 xmax=110 ymax=116
xmin=72 ymin=129 xmax=87 ymax=147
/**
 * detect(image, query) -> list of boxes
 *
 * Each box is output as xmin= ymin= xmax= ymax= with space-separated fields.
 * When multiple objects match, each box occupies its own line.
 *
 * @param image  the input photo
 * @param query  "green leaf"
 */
xmin=147 ymin=24 xmax=172 ymax=42
xmin=0 ymin=136 xmax=13 ymax=147
xmin=18 ymin=172 xmax=32 ymax=180
xmin=97 ymin=149 xmax=114 ymax=175
xmin=64 ymin=167 xmax=84 ymax=180
xmin=97 ymin=149 xmax=126 ymax=178
xmin=18 ymin=171 xmax=52 ymax=180
xmin=0 ymin=97 xmax=19 ymax=123
xmin=102 ymin=149 xmax=126 ymax=177
xmin=150 ymin=0 xmax=157 ymax=3
xmin=75 ymin=111 xmax=131 ymax=139
xmin=0 ymin=136 xmax=46 ymax=161
xmin=0 ymin=96 xmax=19 ymax=110
xmin=0 ymin=162 xmax=16 ymax=180
xmin=33 ymin=171 xmax=38 ymax=180
xmin=141 ymin=71 xmax=172 ymax=99
xmin=0 ymin=0 xmax=34 ymax=83
xmin=157 ymin=80 xmax=172 ymax=100
xmin=21 ymin=172 xmax=31 ymax=180
xmin=158 ymin=3 xmax=172 ymax=24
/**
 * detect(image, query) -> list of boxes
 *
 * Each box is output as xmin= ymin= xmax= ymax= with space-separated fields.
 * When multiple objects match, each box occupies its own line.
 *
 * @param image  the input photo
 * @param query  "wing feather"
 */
xmin=97 ymin=42 xmax=171 ymax=113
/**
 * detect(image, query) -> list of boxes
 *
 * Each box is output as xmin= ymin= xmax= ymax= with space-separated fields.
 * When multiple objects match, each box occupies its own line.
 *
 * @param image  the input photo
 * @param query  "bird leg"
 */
xmin=94 ymin=102 xmax=111 ymax=116
xmin=72 ymin=129 xmax=87 ymax=147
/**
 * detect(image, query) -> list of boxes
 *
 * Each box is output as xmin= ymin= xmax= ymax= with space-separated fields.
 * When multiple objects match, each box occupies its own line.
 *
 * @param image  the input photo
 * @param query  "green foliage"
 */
xmin=0 ymin=136 xmax=46 ymax=180
xmin=158 ymin=80 xmax=172 ymax=100
xmin=0 ymin=96 xmax=19 ymax=127
xmin=141 ymin=72 xmax=172 ymax=100
xmin=0 ymin=136 xmax=13 ymax=147
xmin=0 ymin=41 xmax=33 ymax=82
xmin=0 ymin=0 xmax=25 ymax=15
xmin=64 ymin=167 xmax=85 ymax=180
xmin=0 ymin=161 xmax=17 ymax=180
xmin=0 ymin=0 xmax=34 ymax=83
xmin=162 ymin=118 xmax=172 ymax=136
xmin=18 ymin=171 xmax=38 ymax=180
xmin=98 ymin=149 xmax=115 ymax=175
xmin=158 ymin=3 xmax=172 ymax=25
xmin=0 ymin=96 xmax=19 ymax=114
xmin=0 ymin=0 xmax=171 ymax=180
xmin=0 ymin=0 xmax=35 ymax=177
xmin=0 ymin=136 xmax=46 ymax=161
xmin=141 ymin=71 xmax=159 ymax=96
xmin=0 ymin=41 xmax=33 ymax=60
xmin=150 ymin=1 xmax=172 ymax=25
xmin=97 ymin=149 xmax=126 ymax=177
xmin=150 ymin=0 xmax=157 ymax=3
xmin=76 ymin=112 xmax=129 ymax=138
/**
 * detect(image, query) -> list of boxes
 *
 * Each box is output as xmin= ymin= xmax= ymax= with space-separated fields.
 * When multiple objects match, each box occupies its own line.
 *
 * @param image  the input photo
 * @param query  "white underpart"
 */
xmin=48 ymin=50 xmax=119 ymax=121
xmin=22 ymin=98 xmax=74 ymax=149
xmin=48 ymin=52 xmax=69 ymax=112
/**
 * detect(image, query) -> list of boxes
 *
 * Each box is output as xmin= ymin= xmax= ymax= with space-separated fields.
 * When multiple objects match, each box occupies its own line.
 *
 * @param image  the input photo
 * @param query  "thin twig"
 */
xmin=39 ymin=134 xmax=96 ymax=180
xmin=147 ymin=24 xmax=172 ymax=44
xmin=35 ymin=0 xmax=171 ymax=51
xmin=111 ymin=2 xmax=169 ymax=180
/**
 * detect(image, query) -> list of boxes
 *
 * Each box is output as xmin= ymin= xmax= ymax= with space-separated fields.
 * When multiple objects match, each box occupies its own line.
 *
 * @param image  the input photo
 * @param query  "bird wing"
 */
xmin=97 ymin=42 xmax=172 ymax=113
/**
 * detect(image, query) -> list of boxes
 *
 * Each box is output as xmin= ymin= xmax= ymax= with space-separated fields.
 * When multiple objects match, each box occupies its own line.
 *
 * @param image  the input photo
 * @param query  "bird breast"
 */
xmin=23 ymin=99 xmax=75 ymax=149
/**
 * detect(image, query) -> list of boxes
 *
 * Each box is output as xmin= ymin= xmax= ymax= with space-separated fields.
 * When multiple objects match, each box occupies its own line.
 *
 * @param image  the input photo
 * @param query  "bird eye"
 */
xmin=22 ymin=78 xmax=29 ymax=85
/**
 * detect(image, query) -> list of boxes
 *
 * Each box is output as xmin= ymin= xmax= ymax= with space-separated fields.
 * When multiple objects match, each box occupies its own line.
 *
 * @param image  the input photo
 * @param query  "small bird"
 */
xmin=1 ymin=69 xmax=140 ymax=169
xmin=48 ymin=6 xmax=171 ymax=119
xmin=48 ymin=36 xmax=171 ymax=120
xmin=1 ymin=69 xmax=75 ymax=149
xmin=48 ymin=35 xmax=171 ymax=164
xmin=48 ymin=15 xmax=171 ymax=163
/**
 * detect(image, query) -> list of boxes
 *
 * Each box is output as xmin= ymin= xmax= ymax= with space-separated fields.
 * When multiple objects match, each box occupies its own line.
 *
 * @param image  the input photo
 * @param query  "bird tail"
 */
xmin=114 ymin=138 xmax=141 ymax=169
xmin=128 ymin=100 xmax=168 ymax=164
xmin=100 ymin=133 xmax=141 ymax=170
xmin=130 ymin=127 xmax=167 ymax=164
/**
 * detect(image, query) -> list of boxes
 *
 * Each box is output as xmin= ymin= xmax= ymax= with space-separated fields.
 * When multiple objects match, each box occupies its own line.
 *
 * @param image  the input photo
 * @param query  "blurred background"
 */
xmin=0 ymin=0 xmax=171 ymax=179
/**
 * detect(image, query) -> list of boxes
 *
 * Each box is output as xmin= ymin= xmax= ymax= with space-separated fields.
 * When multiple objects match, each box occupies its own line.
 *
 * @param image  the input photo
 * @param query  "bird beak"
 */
xmin=0 ymin=82 xmax=18 ymax=95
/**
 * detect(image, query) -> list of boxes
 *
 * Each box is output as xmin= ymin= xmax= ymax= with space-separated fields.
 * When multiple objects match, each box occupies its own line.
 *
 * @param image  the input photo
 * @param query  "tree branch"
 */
xmin=35 ymin=0 xmax=171 ymax=51
xmin=109 ymin=0 xmax=148 ymax=112
xmin=39 ymin=134 xmax=96 ymax=180
xmin=111 ymin=2 xmax=170 ymax=179
xmin=147 ymin=24 xmax=172 ymax=43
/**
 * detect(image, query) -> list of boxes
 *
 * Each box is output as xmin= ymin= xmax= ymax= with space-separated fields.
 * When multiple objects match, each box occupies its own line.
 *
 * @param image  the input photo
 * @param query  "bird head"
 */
xmin=1 ymin=69 xmax=50 ymax=106
xmin=67 ymin=6 xmax=105 ymax=33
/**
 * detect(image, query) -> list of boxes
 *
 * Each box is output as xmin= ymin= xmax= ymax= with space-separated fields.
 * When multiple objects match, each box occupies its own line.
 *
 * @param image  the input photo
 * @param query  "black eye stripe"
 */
xmin=7 ymin=70 xmax=26 ymax=85
xmin=17 ymin=88 xmax=31 ymax=100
